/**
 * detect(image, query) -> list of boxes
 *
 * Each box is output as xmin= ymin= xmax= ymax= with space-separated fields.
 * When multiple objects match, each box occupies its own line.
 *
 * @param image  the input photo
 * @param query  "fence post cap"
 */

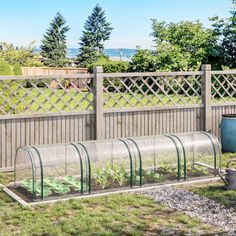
xmin=201 ymin=64 xmax=211 ymax=71
xmin=93 ymin=66 xmax=103 ymax=73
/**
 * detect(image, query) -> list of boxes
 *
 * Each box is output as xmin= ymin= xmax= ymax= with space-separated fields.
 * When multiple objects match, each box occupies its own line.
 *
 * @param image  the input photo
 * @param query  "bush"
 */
xmin=0 ymin=61 xmax=25 ymax=115
xmin=89 ymin=57 xmax=129 ymax=73
xmin=0 ymin=59 xmax=13 ymax=75
xmin=129 ymin=49 xmax=157 ymax=72
xmin=12 ymin=64 xmax=22 ymax=75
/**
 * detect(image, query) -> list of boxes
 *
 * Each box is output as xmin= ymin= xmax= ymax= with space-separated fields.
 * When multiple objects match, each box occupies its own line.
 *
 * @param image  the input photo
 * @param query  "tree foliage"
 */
xmin=77 ymin=4 xmax=113 ymax=67
xmin=210 ymin=0 xmax=236 ymax=68
xmin=0 ymin=41 xmax=42 ymax=67
xmin=41 ymin=12 xmax=70 ymax=67
xmin=0 ymin=59 xmax=13 ymax=75
xmin=130 ymin=20 xmax=218 ymax=72
xmin=129 ymin=49 xmax=157 ymax=72
xmin=89 ymin=57 xmax=129 ymax=73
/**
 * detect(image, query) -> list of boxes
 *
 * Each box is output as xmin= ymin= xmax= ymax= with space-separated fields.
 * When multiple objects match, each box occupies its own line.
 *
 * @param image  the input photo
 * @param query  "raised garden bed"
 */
xmin=6 ymin=162 xmax=213 ymax=205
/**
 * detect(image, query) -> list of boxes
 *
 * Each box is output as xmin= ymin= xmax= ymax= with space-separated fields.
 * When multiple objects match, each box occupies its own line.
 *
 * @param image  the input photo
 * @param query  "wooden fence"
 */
xmin=0 ymin=65 xmax=236 ymax=171
xmin=21 ymin=67 xmax=88 ymax=76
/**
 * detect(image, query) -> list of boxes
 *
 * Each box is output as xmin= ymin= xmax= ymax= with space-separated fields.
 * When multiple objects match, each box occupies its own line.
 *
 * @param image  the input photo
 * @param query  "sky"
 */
xmin=0 ymin=0 xmax=232 ymax=49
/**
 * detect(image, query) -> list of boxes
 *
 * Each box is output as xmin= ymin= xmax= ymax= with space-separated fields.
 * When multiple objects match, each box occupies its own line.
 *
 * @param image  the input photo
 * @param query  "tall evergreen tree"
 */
xmin=77 ymin=4 xmax=113 ymax=67
xmin=41 ymin=12 xmax=70 ymax=67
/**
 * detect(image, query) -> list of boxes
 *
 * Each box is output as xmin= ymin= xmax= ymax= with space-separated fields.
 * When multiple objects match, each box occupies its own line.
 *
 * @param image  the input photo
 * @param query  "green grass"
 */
xmin=221 ymin=152 xmax=236 ymax=168
xmin=0 ymin=173 xmax=224 ymax=236
xmin=185 ymin=152 xmax=236 ymax=209
xmin=191 ymin=183 xmax=236 ymax=209
xmin=1 ymin=85 xmax=236 ymax=115
xmin=1 ymin=87 xmax=201 ymax=114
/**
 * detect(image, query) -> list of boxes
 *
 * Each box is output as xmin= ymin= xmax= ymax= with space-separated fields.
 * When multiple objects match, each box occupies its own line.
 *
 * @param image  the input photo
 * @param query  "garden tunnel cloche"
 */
xmin=12 ymin=131 xmax=221 ymax=202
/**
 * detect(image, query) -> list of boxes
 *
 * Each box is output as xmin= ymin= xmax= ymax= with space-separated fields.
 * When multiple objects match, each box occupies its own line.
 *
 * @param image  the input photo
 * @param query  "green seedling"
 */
xmin=21 ymin=179 xmax=33 ymax=192
xmin=192 ymin=165 xmax=209 ymax=175
xmin=158 ymin=163 xmax=176 ymax=175
xmin=63 ymin=176 xmax=87 ymax=192
xmin=35 ymin=182 xmax=52 ymax=197
xmin=44 ymin=177 xmax=70 ymax=195
xmin=110 ymin=164 xmax=128 ymax=186
xmin=93 ymin=167 xmax=109 ymax=189
xmin=53 ymin=184 xmax=70 ymax=195
xmin=145 ymin=170 xmax=165 ymax=182
xmin=21 ymin=179 xmax=52 ymax=197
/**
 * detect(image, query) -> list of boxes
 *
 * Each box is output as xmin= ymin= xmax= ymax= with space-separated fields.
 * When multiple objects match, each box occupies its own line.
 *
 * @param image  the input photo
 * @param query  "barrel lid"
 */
xmin=222 ymin=114 xmax=236 ymax=118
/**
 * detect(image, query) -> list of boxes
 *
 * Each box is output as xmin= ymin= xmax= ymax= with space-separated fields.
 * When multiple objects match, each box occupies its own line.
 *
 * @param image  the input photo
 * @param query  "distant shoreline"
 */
xmin=34 ymin=48 xmax=137 ymax=61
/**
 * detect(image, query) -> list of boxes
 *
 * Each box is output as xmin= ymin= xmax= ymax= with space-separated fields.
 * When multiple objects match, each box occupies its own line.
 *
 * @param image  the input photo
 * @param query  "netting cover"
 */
xmin=14 ymin=132 xmax=221 ymax=201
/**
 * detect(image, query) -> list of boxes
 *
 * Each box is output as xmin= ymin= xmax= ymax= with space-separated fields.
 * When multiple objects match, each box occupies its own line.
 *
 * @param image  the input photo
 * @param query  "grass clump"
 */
xmin=0 ymin=172 xmax=225 ymax=235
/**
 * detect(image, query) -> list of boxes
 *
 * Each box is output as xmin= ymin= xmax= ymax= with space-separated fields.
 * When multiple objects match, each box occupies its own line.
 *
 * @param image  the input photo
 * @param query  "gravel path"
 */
xmin=140 ymin=187 xmax=236 ymax=234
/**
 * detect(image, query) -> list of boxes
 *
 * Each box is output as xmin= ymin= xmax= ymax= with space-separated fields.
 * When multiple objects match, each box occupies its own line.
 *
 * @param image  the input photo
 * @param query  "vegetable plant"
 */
xmin=144 ymin=170 xmax=165 ymax=182
xmin=44 ymin=177 xmax=70 ymax=195
xmin=35 ymin=182 xmax=52 ymax=197
xmin=110 ymin=164 xmax=128 ymax=186
xmin=63 ymin=176 xmax=87 ymax=192
xmin=158 ymin=163 xmax=176 ymax=175
xmin=92 ymin=167 xmax=110 ymax=189
xmin=21 ymin=179 xmax=33 ymax=192
xmin=21 ymin=179 xmax=52 ymax=197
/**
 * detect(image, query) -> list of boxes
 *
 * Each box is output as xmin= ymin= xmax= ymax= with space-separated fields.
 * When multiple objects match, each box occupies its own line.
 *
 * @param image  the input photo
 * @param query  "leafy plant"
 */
xmin=145 ymin=170 xmax=165 ymax=182
xmin=92 ymin=166 xmax=110 ymax=189
xmin=110 ymin=164 xmax=128 ymax=186
xmin=63 ymin=176 xmax=87 ymax=192
xmin=35 ymin=182 xmax=52 ymax=197
xmin=191 ymin=165 xmax=209 ymax=175
xmin=21 ymin=179 xmax=33 ymax=192
xmin=44 ymin=177 xmax=70 ymax=195
xmin=158 ymin=163 xmax=176 ymax=175
xmin=21 ymin=179 xmax=52 ymax=197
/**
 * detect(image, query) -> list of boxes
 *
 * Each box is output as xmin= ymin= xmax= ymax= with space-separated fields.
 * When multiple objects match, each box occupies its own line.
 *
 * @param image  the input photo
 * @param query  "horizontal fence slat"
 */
xmin=102 ymin=71 xmax=204 ymax=78
xmin=212 ymin=70 xmax=236 ymax=75
xmin=0 ymin=74 xmax=94 ymax=81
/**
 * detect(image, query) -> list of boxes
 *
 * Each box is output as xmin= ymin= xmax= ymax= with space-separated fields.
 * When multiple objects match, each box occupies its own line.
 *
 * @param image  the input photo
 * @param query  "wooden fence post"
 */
xmin=94 ymin=66 xmax=104 ymax=140
xmin=201 ymin=64 xmax=212 ymax=132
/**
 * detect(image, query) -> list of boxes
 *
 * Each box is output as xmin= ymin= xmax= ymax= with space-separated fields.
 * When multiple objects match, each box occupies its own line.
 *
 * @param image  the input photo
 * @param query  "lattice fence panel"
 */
xmin=0 ymin=77 xmax=94 ymax=116
xmin=211 ymin=73 xmax=236 ymax=103
xmin=103 ymin=74 xmax=203 ymax=109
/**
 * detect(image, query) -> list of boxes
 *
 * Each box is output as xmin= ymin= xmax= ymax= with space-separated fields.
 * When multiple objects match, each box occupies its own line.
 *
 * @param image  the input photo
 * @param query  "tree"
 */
xmin=150 ymin=20 xmax=218 ymax=71
xmin=0 ymin=41 xmax=42 ymax=67
xmin=129 ymin=49 xmax=157 ymax=72
xmin=130 ymin=20 xmax=218 ymax=72
xmin=77 ymin=4 xmax=113 ymax=67
xmin=41 ymin=12 xmax=70 ymax=67
xmin=210 ymin=0 xmax=236 ymax=68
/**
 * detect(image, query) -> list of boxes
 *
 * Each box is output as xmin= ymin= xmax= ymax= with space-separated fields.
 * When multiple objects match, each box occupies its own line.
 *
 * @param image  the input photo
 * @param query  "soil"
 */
xmin=8 ymin=170 xmax=212 ymax=203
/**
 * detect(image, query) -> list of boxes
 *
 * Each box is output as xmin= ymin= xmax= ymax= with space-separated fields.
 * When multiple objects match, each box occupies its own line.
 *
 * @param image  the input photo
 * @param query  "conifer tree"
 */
xmin=41 ymin=12 xmax=70 ymax=67
xmin=77 ymin=5 xmax=113 ymax=67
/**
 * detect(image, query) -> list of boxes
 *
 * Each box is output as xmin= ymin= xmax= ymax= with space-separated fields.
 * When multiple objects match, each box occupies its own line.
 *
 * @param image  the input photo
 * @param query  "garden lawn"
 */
xmin=1 ymin=87 xmax=201 ymax=114
xmin=1 ymin=86 xmax=235 ymax=115
xmin=182 ymin=152 xmax=236 ymax=209
xmin=0 ymin=173 xmax=223 ymax=236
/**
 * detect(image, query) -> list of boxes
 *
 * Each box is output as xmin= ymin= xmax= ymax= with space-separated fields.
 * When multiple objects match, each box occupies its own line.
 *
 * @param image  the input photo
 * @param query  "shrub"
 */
xmin=0 ymin=60 xmax=24 ymax=115
xmin=0 ymin=59 xmax=13 ymax=75
xmin=129 ymin=49 xmax=157 ymax=72
xmin=12 ymin=64 xmax=22 ymax=75
xmin=89 ymin=57 xmax=129 ymax=73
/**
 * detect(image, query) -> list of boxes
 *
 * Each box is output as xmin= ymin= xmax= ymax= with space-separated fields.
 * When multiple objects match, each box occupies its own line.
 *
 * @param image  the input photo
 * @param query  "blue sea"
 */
xmin=34 ymin=48 xmax=136 ymax=61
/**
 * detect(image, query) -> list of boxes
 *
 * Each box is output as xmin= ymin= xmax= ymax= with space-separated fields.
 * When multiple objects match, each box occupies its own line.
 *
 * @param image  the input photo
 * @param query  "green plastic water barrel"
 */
xmin=221 ymin=114 xmax=236 ymax=152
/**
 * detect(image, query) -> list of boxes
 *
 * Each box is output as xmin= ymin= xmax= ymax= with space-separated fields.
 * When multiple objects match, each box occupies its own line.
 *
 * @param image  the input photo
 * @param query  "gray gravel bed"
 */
xmin=139 ymin=187 xmax=236 ymax=234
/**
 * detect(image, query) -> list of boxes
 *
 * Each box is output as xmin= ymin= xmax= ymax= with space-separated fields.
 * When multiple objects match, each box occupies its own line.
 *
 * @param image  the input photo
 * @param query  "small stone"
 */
xmin=139 ymin=187 xmax=236 ymax=234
